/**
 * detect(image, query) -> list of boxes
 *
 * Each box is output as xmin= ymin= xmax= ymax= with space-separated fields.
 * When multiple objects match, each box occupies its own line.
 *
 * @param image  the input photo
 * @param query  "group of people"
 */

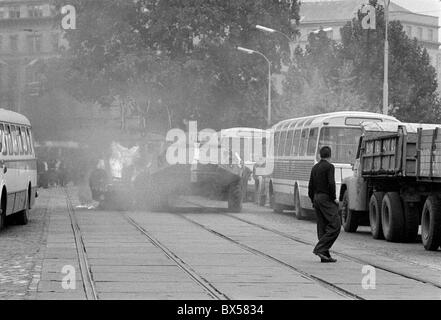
xmin=37 ymin=158 xmax=68 ymax=188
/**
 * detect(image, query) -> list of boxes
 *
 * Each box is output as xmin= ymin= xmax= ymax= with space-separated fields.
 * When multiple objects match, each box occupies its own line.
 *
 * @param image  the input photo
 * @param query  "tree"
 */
xmin=54 ymin=0 xmax=301 ymax=130
xmin=281 ymin=29 xmax=368 ymax=119
xmin=281 ymin=0 xmax=441 ymax=124
xmin=339 ymin=0 xmax=440 ymax=122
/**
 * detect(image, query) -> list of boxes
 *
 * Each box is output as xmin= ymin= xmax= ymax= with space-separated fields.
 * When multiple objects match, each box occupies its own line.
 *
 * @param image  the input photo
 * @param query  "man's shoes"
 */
xmin=315 ymin=252 xmax=337 ymax=263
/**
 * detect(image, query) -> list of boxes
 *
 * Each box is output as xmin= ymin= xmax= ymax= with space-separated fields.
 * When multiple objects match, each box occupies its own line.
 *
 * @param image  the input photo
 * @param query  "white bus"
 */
xmin=0 ymin=109 xmax=37 ymax=230
xmin=219 ymin=128 xmax=269 ymax=200
xmin=269 ymin=111 xmax=400 ymax=219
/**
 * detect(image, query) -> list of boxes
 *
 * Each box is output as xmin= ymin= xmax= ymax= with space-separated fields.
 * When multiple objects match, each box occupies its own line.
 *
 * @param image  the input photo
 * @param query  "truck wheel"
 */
xmin=228 ymin=182 xmax=243 ymax=213
xmin=294 ymin=187 xmax=305 ymax=220
xmin=421 ymin=195 xmax=441 ymax=251
xmin=381 ymin=192 xmax=405 ymax=242
xmin=369 ymin=192 xmax=384 ymax=239
xmin=402 ymin=201 xmax=420 ymax=243
xmin=341 ymin=190 xmax=358 ymax=232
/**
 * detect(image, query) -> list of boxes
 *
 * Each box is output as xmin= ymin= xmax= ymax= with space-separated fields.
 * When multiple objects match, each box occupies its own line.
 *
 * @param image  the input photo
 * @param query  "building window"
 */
xmin=10 ymin=35 xmax=18 ymax=52
xmin=9 ymin=7 xmax=20 ymax=19
xmin=28 ymin=5 xmax=44 ymax=18
xmin=27 ymin=34 xmax=42 ymax=53
xmin=0 ymin=8 xmax=6 ymax=19
xmin=406 ymin=26 xmax=412 ymax=37
xmin=429 ymin=29 xmax=434 ymax=42
xmin=417 ymin=27 xmax=423 ymax=40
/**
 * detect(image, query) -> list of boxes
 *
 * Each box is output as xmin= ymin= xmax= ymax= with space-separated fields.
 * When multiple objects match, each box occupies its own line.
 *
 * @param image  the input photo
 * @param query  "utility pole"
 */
xmin=383 ymin=0 xmax=390 ymax=115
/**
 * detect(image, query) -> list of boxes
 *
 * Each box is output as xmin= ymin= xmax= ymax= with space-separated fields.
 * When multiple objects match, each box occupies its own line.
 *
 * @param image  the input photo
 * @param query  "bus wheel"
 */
xmin=16 ymin=191 xmax=30 ymax=225
xmin=228 ymin=181 xmax=243 ymax=213
xmin=269 ymin=183 xmax=283 ymax=213
xmin=381 ymin=192 xmax=404 ymax=242
xmin=0 ymin=203 xmax=5 ymax=231
xmin=369 ymin=192 xmax=384 ymax=239
xmin=294 ymin=187 xmax=305 ymax=220
xmin=342 ymin=190 xmax=358 ymax=232
xmin=402 ymin=201 xmax=420 ymax=243
xmin=421 ymin=195 xmax=441 ymax=251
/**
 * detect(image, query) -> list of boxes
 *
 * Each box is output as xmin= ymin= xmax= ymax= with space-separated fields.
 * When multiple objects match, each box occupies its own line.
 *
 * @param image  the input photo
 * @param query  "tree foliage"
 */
xmin=282 ymin=0 xmax=440 ymax=123
xmin=53 ymin=0 xmax=300 ymax=130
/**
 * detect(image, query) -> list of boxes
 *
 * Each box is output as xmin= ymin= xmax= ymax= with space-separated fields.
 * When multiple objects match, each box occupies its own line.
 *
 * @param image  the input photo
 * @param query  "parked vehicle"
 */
xmin=268 ymin=111 xmax=399 ymax=219
xmin=220 ymin=128 xmax=269 ymax=202
xmin=340 ymin=122 xmax=441 ymax=251
xmin=0 ymin=109 xmax=37 ymax=230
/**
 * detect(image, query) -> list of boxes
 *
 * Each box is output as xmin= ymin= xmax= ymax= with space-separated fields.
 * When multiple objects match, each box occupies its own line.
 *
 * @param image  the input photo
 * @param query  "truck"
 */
xmin=339 ymin=122 xmax=441 ymax=251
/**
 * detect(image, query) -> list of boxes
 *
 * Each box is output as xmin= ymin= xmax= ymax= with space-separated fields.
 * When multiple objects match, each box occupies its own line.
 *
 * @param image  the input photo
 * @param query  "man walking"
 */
xmin=308 ymin=146 xmax=341 ymax=263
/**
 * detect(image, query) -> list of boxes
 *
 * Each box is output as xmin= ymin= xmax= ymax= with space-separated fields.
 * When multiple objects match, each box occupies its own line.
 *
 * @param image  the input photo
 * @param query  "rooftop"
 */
xmin=300 ymin=0 xmax=437 ymax=25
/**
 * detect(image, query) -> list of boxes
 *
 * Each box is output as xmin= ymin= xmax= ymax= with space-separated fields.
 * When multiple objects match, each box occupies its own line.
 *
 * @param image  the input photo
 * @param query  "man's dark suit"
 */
xmin=308 ymin=159 xmax=341 ymax=256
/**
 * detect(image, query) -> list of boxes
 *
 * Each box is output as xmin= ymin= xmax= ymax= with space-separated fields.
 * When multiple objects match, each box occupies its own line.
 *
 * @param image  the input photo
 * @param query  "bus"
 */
xmin=269 ymin=111 xmax=400 ymax=219
xmin=219 ymin=128 xmax=269 ymax=201
xmin=0 ymin=109 xmax=37 ymax=231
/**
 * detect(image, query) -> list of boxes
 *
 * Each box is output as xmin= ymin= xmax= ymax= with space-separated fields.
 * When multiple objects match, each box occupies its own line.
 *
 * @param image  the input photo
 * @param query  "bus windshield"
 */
xmin=318 ymin=127 xmax=361 ymax=164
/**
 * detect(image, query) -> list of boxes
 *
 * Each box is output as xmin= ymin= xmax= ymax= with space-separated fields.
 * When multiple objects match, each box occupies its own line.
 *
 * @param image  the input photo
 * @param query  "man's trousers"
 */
xmin=313 ymin=193 xmax=341 ymax=255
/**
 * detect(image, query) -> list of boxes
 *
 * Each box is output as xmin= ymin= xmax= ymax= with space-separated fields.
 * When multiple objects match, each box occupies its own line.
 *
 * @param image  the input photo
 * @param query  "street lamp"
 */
xmin=383 ymin=0 xmax=390 ymax=115
xmin=256 ymin=25 xmax=293 ymax=44
xmin=237 ymin=46 xmax=272 ymax=127
xmin=311 ymin=27 xmax=333 ymax=34
xmin=256 ymin=24 xmax=295 ymax=63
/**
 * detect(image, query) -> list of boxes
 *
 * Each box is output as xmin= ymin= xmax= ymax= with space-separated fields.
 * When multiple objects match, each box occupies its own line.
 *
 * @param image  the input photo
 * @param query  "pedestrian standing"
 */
xmin=308 ymin=146 xmax=341 ymax=263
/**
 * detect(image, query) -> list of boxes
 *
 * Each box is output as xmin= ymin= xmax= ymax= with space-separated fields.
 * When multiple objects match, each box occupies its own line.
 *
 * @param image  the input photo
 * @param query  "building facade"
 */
xmin=297 ymin=0 xmax=441 ymax=91
xmin=0 ymin=0 xmax=60 ymax=113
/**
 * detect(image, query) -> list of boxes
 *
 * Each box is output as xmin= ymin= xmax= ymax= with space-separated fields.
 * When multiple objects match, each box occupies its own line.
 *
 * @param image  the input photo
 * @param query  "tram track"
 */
xmin=180 ymin=198 xmax=441 ymax=291
xmin=225 ymin=213 xmax=441 ymax=290
xmin=124 ymin=215 xmax=230 ymax=300
xmin=64 ymin=188 xmax=98 ymax=300
xmin=64 ymin=188 xmax=229 ymax=300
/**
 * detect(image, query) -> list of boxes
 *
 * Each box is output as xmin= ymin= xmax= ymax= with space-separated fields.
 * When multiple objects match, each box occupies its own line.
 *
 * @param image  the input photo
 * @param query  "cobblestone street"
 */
xmin=0 ymin=191 xmax=49 ymax=300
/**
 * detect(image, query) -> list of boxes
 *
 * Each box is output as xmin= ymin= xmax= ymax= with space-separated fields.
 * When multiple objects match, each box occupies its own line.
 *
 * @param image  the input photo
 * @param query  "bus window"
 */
xmin=21 ymin=127 xmax=28 ymax=155
xmin=16 ymin=127 xmax=24 ymax=155
xmin=26 ymin=128 xmax=34 ymax=155
xmin=11 ymin=126 xmax=20 ymax=155
xmin=0 ymin=124 xmax=3 ymax=155
xmin=285 ymin=130 xmax=294 ymax=156
xmin=274 ymin=131 xmax=280 ymax=157
xmin=299 ymin=128 xmax=309 ymax=156
xmin=307 ymin=128 xmax=318 ymax=156
xmin=278 ymin=131 xmax=288 ymax=156
xmin=5 ymin=125 xmax=13 ymax=156
xmin=292 ymin=130 xmax=301 ymax=156
xmin=318 ymin=127 xmax=362 ymax=163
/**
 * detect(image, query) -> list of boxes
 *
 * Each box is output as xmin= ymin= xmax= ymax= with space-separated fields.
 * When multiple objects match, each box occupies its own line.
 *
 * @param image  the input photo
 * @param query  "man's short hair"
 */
xmin=320 ymin=146 xmax=332 ymax=159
